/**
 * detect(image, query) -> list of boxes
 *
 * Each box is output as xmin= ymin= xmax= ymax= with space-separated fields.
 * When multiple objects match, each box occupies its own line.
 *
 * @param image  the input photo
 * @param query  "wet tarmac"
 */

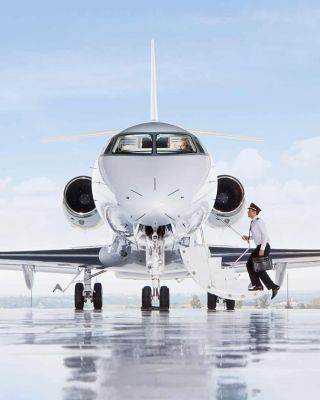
xmin=0 ymin=308 xmax=319 ymax=400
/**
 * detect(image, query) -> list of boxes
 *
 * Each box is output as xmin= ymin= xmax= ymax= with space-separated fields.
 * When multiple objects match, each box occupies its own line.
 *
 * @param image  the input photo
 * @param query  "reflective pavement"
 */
xmin=0 ymin=308 xmax=319 ymax=399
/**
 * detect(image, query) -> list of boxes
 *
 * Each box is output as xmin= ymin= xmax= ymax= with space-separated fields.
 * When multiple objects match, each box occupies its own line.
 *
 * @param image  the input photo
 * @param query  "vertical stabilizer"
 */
xmin=150 ymin=40 xmax=158 ymax=121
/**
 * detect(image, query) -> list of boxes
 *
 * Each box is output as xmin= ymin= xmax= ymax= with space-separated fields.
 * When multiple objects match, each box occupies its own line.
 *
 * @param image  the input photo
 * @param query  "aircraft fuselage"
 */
xmin=92 ymin=122 xmax=217 ymax=240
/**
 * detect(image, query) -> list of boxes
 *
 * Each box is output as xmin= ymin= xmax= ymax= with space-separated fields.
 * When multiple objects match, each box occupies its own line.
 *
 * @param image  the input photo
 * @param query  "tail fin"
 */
xmin=150 ymin=39 xmax=158 ymax=121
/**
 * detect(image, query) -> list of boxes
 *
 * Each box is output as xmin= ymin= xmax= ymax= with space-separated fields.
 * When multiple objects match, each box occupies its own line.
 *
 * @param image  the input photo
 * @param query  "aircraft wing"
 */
xmin=0 ymin=247 xmax=104 ymax=274
xmin=210 ymin=246 xmax=320 ymax=269
xmin=1 ymin=244 xmax=318 ymax=275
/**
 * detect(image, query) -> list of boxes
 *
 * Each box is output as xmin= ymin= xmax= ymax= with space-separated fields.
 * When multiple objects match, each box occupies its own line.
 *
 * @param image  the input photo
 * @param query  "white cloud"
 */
xmin=14 ymin=177 xmax=56 ymax=196
xmin=0 ymin=176 xmax=12 ymax=190
xmin=216 ymin=148 xmax=272 ymax=185
xmin=245 ymin=179 xmax=320 ymax=206
xmin=0 ymin=176 xmax=111 ymax=249
xmin=282 ymin=136 xmax=320 ymax=169
xmin=211 ymin=143 xmax=320 ymax=249
xmin=208 ymin=176 xmax=320 ymax=250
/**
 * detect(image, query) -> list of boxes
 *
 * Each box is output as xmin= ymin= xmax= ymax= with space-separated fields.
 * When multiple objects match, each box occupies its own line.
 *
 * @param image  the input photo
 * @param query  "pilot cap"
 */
xmin=248 ymin=202 xmax=261 ymax=213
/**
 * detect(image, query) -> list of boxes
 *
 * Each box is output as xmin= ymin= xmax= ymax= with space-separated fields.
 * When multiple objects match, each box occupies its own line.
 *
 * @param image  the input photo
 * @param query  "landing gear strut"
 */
xmin=141 ymin=228 xmax=169 ymax=311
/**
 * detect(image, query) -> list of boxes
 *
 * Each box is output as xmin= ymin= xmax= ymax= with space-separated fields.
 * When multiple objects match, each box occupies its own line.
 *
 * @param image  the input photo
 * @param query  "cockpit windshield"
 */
xmin=156 ymin=134 xmax=196 ymax=154
xmin=112 ymin=134 xmax=153 ymax=154
xmin=107 ymin=132 xmax=201 ymax=155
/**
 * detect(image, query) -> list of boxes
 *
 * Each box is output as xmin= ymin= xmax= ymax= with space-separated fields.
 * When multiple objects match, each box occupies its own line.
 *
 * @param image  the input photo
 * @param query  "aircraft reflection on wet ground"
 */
xmin=0 ymin=309 xmax=319 ymax=399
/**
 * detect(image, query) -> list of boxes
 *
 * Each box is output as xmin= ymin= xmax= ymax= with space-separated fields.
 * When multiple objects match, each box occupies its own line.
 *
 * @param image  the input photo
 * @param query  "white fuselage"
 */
xmin=92 ymin=122 xmax=217 ymax=243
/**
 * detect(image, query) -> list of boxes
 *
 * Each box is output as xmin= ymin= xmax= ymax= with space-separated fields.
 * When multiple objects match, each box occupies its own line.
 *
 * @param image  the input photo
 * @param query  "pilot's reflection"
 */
xmin=211 ymin=312 xmax=286 ymax=399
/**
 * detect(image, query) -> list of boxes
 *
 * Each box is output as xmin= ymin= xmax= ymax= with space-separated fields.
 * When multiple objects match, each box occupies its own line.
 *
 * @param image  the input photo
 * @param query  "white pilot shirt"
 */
xmin=249 ymin=216 xmax=270 ymax=250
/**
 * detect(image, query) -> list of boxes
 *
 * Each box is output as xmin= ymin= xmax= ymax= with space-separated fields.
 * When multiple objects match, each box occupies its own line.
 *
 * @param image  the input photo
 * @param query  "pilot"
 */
xmin=242 ymin=203 xmax=280 ymax=299
xmin=179 ymin=137 xmax=193 ymax=152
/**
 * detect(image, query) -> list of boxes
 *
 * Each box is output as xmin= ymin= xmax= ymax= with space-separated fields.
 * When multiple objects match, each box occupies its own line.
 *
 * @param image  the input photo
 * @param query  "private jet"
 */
xmin=1 ymin=41 xmax=320 ymax=311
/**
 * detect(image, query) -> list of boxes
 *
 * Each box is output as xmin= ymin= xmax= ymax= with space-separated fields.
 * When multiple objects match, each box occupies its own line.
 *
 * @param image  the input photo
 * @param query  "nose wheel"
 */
xmin=207 ymin=292 xmax=236 ymax=311
xmin=225 ymin=299 xmax=235 ymax=311
xmin=207 ymin=292 xmax=218 ymax=311
xmin=92 ymin=282 xmax=103 ymax=310
xmin=141 ymin=285 xmax=170 ymax=311
xmin=159 ymin=285 xmax=169 ymax=310
xmin=141 ymin=286 xmax=152 ymax=310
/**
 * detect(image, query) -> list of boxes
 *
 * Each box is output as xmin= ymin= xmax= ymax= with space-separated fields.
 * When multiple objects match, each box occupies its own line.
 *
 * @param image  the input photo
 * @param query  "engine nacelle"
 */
xmin=63 ymin=176 xmax=100 ymax=228
xmin=207 ymin=175 xmax=245 ymax=227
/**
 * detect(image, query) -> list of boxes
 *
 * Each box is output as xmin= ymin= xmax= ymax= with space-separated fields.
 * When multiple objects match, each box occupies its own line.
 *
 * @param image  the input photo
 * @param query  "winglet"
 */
xmin=150 ymin=40 xmax=158 ymax=121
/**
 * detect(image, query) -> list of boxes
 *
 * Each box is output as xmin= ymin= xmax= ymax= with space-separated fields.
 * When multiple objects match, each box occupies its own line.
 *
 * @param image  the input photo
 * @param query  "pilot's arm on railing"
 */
xmin=241 ymin=235 xmax=251 ymax=242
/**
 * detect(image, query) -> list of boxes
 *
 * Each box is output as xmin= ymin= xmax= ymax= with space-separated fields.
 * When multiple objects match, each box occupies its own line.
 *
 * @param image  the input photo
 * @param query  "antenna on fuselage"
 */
xmin=150 ymin=39 xmax=158 ymax=122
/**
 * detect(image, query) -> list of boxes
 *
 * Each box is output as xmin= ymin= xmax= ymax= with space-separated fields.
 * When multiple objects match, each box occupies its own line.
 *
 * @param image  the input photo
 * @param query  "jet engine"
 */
xmin=63 ymin=176 xmax=100 ymax=228
xmin=207 ymin=175 xmax=245 ymax=227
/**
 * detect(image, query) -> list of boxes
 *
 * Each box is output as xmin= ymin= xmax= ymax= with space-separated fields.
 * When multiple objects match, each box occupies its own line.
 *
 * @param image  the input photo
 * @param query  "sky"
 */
xmin=0 ymin=0 xmax=320 ymax=297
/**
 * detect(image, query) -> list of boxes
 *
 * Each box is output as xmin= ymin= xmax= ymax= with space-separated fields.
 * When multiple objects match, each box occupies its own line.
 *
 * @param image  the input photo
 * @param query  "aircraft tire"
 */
xmin=207 ymin=293 xmax=218 ymax=310
xmin=75 ymin=282 xmax=85 ymax=310
xmin=93 ymin=282 xmax=103 ymax=310
xmin=141 ymin=286 xmax=152 ymax=309
xmin=159 ymin=286 xmax=170 ymax=310
xmin=226 ymin=299 xmax=235 ymax=311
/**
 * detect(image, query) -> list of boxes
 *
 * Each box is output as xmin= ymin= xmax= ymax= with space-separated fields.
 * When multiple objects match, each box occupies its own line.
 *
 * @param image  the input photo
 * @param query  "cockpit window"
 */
xmin=112 ymin=134 xmax=153 ymax=154
xmin=156 ymin=134 xmax=196 ymax=154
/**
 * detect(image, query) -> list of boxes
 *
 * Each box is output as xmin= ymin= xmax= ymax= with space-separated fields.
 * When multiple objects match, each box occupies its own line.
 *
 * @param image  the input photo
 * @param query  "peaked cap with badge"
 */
xmin=247 ymin=202 xmax=261 ymax=213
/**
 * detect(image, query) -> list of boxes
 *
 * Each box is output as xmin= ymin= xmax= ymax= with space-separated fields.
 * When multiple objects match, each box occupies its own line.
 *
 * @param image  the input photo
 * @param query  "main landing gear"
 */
xmin=207 ymin=293 xmax=235 ymax=311
xmin=74 ymin=267 xmax=105 ymax=311
xmin=141 ymin=285 xmax=170 ymax=311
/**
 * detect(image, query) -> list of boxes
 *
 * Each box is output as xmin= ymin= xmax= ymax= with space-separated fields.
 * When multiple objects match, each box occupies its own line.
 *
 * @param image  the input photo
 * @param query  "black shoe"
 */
xmin=248 ymin=285 xmax=264 ymax=291
xmin=271 ymin=285 xmax=280 ymax=300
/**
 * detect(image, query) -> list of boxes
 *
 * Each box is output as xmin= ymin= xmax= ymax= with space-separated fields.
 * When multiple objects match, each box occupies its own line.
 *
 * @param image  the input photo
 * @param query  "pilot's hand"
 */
xmin=259 ymin=250 xmax=265 ymax=256
xmin=242 ymin=235 xmax=249 ymax=241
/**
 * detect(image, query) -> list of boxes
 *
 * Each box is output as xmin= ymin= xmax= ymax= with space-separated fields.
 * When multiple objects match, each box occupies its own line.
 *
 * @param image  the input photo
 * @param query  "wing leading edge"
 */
xmin=210 ymin=246 xmax=320 ymax=269
xmin=0 ymin=247 xmax=104 ymax=274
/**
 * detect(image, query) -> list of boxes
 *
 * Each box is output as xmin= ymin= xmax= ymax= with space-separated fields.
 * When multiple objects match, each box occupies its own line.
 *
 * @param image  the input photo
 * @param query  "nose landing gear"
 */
xmin=141 ymin=285 xmax=170 ymax=311
xmin=207 ymin=292 xmax=236 ymax=311
xmin=142 ymin=228 xmax=170 ymax=311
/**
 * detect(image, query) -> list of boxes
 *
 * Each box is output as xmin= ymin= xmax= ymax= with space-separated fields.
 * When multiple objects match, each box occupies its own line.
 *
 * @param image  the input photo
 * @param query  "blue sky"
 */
xmin=0 ymin=1 xmax=319 ymax=180
xmin=0 ymin=1 xmax=320 ymax=294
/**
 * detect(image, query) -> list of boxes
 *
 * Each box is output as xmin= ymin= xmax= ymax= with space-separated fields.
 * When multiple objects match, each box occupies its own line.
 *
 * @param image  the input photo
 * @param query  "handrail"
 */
xmin=210 ymin=211 xmax=251 ymax=268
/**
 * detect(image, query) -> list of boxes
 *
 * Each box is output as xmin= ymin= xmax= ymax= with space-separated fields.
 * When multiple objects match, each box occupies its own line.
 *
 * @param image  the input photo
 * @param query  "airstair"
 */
xmin=180 ymin=245 xmax=279 ymax=301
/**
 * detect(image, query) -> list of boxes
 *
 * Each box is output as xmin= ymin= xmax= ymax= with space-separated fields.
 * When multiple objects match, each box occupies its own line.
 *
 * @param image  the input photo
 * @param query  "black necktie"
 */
xmin=248 ymin=221 xmax=252 ymax=239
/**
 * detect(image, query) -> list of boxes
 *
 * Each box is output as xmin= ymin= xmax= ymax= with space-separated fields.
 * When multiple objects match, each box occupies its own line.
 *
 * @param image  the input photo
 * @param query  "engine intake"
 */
xmin=63 ymin=176 xmax=100 ymax=228
xmin=207 ymin=175 xmax=245 ymax=227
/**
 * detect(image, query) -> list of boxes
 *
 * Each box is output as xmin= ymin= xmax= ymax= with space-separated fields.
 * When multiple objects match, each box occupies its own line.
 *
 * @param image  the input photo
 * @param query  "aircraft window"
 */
xmin=112 ymin=134 xmax=153 ymax=154
xmin=193 ymin=137 xmax=205 ymax=154
xmin=156 ymin=134 xmax=196 ymax=154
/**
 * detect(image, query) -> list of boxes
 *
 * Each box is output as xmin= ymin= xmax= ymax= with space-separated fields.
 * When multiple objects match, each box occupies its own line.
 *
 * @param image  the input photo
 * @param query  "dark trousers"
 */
xmin=246 ymin=243 xmax=276 ymax=290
